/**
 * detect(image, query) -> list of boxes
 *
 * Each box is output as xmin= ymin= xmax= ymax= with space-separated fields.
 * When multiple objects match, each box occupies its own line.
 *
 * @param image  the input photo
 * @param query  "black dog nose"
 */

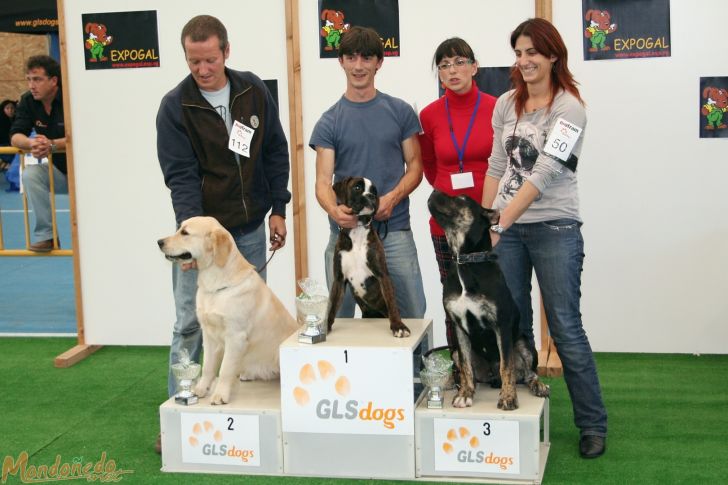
xmin=157 ymin=239 xmax=165 ymax=248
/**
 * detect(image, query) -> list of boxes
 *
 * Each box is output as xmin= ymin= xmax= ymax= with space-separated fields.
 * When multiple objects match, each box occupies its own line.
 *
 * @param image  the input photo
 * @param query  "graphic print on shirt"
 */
xmin=501 ymin=122 xmax=543 ymax=200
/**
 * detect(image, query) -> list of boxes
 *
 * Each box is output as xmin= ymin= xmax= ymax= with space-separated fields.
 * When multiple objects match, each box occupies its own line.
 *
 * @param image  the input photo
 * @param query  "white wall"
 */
xmin=552 ymin=0 xmax=728 ymax=353
xmin=63 ymin=0 xmax=295 ymax=345
xmin=64 ymin=0 xmax=728 ymax=353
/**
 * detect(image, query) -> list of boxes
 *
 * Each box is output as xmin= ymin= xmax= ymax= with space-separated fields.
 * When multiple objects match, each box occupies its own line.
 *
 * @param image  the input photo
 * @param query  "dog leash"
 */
xmin=376 ymin=220 xmax=389 ymax=240
xmin=257 ymin=249 xmax=276 ymax=274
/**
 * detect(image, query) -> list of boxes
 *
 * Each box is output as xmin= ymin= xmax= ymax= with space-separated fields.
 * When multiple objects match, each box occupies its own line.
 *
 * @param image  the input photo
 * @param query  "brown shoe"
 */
xmin=154 ymin=433 xmax=162 ymax=454
xmin=29 ymin=239 xmax=55 ymax=252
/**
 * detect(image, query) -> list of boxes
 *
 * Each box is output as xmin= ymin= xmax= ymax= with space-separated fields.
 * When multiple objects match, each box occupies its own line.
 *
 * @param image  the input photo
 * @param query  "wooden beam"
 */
xmin=54 ymin=344 xmax=102 ymax=368
xmin=0 ymin=250 xmax=72 ymax=256
xmin=55 ymin=0 xmax=93 ymax=366
xmin=534 ymin=0 xmax=563 ymax=378
xmin=546 ymin=339 xmax=563 ymax=378
xmin=285 ymin=0 xmax=308 ymax=291
xmin=535 ymin=0 xmax=553 ymax=21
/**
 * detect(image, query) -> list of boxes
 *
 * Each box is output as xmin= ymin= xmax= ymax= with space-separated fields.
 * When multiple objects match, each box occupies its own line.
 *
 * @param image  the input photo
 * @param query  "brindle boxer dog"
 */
xmin=327 ymin=177 xmax=410 ymax=338
xmin=427 ymin=190 xmax=549 ymax=409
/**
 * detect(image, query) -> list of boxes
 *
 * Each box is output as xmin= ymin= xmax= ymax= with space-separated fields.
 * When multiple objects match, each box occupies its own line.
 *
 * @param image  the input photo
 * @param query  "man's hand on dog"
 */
xmin=269 ymin=215 xmax=287 ymax=251
xmin=332 ymin=204 xmax=358 ymax=228
xmin=181 ymin=260 xmax=197 ymax=271
xmin=375 ymin=192 xmax=398 ymax=221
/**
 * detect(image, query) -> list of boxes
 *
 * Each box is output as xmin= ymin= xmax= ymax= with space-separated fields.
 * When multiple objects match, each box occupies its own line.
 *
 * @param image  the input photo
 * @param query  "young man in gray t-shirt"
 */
xmin=309 ymin=26 xmax=426 ymax=322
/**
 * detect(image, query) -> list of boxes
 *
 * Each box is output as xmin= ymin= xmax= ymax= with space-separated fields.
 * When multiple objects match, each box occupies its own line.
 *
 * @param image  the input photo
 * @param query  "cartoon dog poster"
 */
xmin=318 ymin=0 xmax=400 ymax=58
xmin=582 ymin=0 xmax=670 ymax=61
xmin=700 ymin=77 xmax=728 ymax=139
xmin=81 ymin=10 xmax=159 ymax=70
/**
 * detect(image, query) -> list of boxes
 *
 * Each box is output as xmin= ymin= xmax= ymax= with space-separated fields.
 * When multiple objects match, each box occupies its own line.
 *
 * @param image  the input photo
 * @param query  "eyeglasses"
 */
xmin=437 ymin=58 xmax=473 ymax=71
xmin=26 ymin=76 xmax=50 ymax=84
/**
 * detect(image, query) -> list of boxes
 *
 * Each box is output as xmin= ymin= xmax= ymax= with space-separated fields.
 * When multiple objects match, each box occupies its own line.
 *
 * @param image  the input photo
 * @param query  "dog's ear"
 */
xmin=585 ymin=9 xmax=595 ymax=21
xmin=483 ymin=208 xmax=500 ymax=226
xmin=703 ymin=87 xmax=712 ymax=99
xmin=209 ymin=229 xmax=232 ymax=268
xmin=321 ymin=9 xmax=332 ymax=20
xmin=333 ymin=178 xmax=351 ymax=205
xmin=85 ymin=23 xmax=93 ymax=33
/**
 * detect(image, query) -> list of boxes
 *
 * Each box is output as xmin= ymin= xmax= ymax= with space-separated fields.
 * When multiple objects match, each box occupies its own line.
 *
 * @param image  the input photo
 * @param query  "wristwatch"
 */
xmin=489 ymin=224 xmax=505 ymax=235
xmin=50 ymin=141 xmax=57 ymax=153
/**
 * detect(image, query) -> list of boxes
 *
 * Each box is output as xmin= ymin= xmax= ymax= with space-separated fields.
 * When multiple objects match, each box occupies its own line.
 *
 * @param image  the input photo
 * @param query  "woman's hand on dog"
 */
xmin=181 ymin=260 xmax=198 ymax=271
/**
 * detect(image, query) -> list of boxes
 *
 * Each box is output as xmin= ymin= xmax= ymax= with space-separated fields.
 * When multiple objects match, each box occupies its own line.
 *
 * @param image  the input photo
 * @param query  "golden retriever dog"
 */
xmin=158 ymin=216 xmax=299 ymax=404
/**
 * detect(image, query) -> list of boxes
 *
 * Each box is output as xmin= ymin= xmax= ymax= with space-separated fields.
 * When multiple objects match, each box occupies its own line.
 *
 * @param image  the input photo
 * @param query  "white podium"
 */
xmin=159 ymin=379 xmax=284 ymax=475
xmin=415 ymin=385 xmax=549 ymax=484
xmin=158 ymin=318 xmax=550 ymax=483
xmin=279 ymin=318 xmax=432 ymax=479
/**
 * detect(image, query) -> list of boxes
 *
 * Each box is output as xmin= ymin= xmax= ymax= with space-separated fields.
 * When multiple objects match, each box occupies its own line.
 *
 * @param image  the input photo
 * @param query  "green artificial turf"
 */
xmin=1 ymin=338 xmax=727 ymax=484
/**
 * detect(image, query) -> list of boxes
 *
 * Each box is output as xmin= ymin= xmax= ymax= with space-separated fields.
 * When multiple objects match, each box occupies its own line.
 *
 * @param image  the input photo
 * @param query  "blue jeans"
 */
xmin=22 ymin=163 xmax=68 ymax=242
xmin=167 ymin=221 xmax=267 ymax=396
xmin=495 ymin=219 xmax=607 ymax=437
xmin=325 ymin=228 xmax=426 ymax=319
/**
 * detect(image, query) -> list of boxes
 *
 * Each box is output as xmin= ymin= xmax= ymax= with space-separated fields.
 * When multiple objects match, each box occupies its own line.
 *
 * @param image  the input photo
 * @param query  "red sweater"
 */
xmin=419 ymin=84 xmax=496 ymax=236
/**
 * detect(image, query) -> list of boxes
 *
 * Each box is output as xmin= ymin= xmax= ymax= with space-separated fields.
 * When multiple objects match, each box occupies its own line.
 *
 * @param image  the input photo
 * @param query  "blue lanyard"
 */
xmin=445 ymin=92 xmax=481 ymax=173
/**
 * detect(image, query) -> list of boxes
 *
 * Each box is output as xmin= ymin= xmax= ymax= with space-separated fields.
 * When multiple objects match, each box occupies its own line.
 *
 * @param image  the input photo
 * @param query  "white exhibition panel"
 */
xmin=64 ymin=0 xmax=728 ymax=353
xmin=553 ymin=0 xmax=728 ymax=353
xmin=299 ymin=0 xmax=536 ymax=351
xmin=63 ymin=0 xmax=295 ymax=345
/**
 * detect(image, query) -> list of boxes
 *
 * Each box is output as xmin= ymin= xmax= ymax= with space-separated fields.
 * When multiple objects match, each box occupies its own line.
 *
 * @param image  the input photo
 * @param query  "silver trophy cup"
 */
xmin=298 ymin=313 xmax=326 ymax=344
xmin=420 ymin=368 xmax=451 ymax=409
xmin=296 ymin=293 xmax=328 ymax=344
xmin=171 ymin=361 xmax=201 ymax=405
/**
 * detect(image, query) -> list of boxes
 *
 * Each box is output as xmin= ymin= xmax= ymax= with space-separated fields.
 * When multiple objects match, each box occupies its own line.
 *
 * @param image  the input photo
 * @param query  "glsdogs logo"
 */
xmin=187 ymin=421 xmax=254 ymax=463
xmin=441 ymin=426 xmax=514 ymax=471
xmin=292 ymin=360 xmax=405 ymax=429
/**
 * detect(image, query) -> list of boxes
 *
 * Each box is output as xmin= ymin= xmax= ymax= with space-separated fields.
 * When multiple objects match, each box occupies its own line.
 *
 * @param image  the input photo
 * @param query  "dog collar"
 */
xmin=456 ymin=251 xmax=497 ymax=264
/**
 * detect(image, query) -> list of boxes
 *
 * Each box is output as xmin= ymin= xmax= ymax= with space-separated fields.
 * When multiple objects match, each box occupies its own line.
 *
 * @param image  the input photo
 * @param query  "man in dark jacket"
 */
xmin=156 ymin=15 xmax=291 ymax=452
xmin=10 ymin=55 xmax=68 ymax=252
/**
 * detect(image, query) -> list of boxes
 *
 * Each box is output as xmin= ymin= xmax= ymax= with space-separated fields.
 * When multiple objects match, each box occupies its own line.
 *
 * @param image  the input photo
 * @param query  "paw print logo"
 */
xmin=187 ymin=420 xmax=223 ymax=447
xmin=292 ymin=360 xmax=350 ymax=406
xmin=442 ymin=426 xmax=479 ymax=454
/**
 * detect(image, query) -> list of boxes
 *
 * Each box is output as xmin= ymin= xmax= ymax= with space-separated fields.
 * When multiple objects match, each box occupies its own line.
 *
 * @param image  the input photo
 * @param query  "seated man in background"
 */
xmin=10 ymin=55 xmax=68 ymax=252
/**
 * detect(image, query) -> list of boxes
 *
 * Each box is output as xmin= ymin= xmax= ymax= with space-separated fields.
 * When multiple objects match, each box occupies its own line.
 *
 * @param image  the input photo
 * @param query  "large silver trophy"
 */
xmin=296 ymin=278 xmax=329 ymax=344
xmin=421 ymin=351 xmax=454 ymax=409
xmin=171 ymin=349 xmax=201 ymax=405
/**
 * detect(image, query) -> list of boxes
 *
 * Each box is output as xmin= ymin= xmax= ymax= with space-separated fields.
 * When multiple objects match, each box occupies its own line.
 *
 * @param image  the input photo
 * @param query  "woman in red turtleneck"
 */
xmin=418 ymin=38 xmax=497 ymax=350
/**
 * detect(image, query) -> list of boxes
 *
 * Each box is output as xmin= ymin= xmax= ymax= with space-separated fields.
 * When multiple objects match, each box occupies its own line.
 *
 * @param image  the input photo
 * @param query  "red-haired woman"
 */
xmin=482 ymin=18 xmax=607 ymax=459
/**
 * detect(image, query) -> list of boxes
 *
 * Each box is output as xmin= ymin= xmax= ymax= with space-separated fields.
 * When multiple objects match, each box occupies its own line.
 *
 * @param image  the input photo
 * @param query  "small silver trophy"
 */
xmin=296 ymin=278 xmax=329 ymax=344
xmin=171 ymin=349 xmax=201 ymax=405
xmin=421 ymin=352 xmax=454 ymax=409
xmin=298 ymin=313 xmax=326 ymax=344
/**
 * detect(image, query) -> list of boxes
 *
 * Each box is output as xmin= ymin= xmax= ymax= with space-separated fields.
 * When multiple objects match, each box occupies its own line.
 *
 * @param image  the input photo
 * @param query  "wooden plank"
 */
xmin=0 ymin=249 xmax=73 ymax=256
xmin=54 ymin=344 xmax=102 ymax=368
xmin=546 ymin=339 xmax=563 ymax=377
xmin=285 ymin=0 xmax=308 ymax=292
xmin=56 ymin=0 xmax=89 ymax=361
xmin=537 ymin=348 xmax=549 ymax=377
xmin=535 ymin=0 xmax=553 ymax=20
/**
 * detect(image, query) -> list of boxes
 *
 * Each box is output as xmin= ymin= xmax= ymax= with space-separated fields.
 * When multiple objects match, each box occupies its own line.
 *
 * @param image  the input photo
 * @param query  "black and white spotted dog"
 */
xmin=326 ymin=177 xmax=410 ymax=338
xmin=427 ymin=190 xmax=549 ymax=409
